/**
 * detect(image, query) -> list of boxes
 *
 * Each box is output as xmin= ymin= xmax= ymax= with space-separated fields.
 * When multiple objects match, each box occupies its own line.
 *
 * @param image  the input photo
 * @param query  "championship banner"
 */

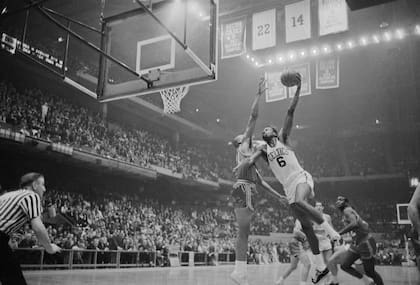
xmin=265 ymin=70 xmax=287 ymax=103
xmin=221 ymin=17 xmax=247 ymax=59
xmin=287 ymin=62 xmax=311 ymax=96
xmin=318 ymin=0 xmax=348 ymax=36
xmin=285 ymin=0 xmax=311 ymax=43
xmin=252 ymin=9 xmax=276 ymax=50
xmin=316 ymin=56 xmax=340 ymax=89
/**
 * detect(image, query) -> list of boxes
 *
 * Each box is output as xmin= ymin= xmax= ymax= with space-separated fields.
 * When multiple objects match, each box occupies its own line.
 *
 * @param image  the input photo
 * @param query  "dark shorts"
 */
xmin=231 ymin=181 xmax=257 ymax=211
xmin=349 ymin=236 xmax=376 ymax=260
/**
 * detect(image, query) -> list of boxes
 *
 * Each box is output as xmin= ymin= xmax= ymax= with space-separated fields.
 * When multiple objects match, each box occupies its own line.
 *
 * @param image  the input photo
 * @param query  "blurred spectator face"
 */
xmin=315 ymin=202 xmax=324 ymax=213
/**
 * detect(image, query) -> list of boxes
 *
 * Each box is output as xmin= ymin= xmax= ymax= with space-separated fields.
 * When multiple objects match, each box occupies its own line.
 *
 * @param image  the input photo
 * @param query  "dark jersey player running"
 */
xmin=335 ymin=196 xmax=384 ymax=285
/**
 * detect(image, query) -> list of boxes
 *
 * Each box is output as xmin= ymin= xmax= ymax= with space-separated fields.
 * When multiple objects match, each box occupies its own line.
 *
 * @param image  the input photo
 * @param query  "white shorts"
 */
xmin=285 ymin=171 xmax=314 ymax=204
xmin=319 ymin=239 xmax=332 ymax=252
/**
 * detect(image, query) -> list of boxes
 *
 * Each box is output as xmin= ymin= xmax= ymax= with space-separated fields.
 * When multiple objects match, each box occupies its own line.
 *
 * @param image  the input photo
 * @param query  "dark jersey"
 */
xmin=343 ymin=207 xmax=370 ymax=244
xmin=234 ymin=158 xmax=258 ymax=183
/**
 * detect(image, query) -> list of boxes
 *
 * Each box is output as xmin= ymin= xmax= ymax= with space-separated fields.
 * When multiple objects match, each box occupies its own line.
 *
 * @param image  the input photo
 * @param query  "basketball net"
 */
xmin=160 ymin=86 xmax=189 ymax=114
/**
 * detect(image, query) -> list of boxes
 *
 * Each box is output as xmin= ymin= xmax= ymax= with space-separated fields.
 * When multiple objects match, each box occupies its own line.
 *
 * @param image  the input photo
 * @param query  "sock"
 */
xmin=362 ymin=275 xmax=373 ymax=285
xmin=330 ymin=275 xmax=338 ymax=283
xmin=313 ymin=253 xmax=326 ymax=271
xmin=234 ymin=260 xmax=247 ymax=275
xmin=321 ymin=221 xmax=339 ymax=238
xmin=276 ymin=276 xmax=284 ymax=283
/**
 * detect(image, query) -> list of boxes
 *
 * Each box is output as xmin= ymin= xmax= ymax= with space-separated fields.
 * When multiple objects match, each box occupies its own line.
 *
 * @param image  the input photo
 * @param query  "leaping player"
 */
xmin=313 ymin=201 xmax=337 ymax=285
xmin=235 ymin=73 xmax=340 ymax=284
xmin=230 ymin=79 xmax=287 ymax=285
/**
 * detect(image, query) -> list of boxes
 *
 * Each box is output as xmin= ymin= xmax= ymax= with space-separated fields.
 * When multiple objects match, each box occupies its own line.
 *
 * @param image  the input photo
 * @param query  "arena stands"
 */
xmin=0 ymin=80 xmax=233 ymax=181
xmin=2 ymin=79 xmax=420 ymax=180
xmin=5 ymin=186 xmax=408 ymax=267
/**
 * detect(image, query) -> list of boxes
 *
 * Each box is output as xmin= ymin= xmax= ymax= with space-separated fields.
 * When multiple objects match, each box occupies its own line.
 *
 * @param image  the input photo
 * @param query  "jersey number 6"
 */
xmin=276 ymin=156 xmax=286 ymax=167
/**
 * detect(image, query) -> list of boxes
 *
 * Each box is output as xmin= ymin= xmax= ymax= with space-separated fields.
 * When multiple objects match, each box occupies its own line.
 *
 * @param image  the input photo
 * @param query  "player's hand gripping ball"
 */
xmin=281 ymin=71 xmax=301 ymax=87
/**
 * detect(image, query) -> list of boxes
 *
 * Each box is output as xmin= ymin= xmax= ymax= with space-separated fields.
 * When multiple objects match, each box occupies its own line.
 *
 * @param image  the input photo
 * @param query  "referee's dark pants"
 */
xmin=0 ymin=231 xmax=27 ymax=285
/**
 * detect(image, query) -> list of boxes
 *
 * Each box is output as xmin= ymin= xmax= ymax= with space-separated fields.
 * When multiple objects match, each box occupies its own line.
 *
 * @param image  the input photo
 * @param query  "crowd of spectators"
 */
xmin=8 ymin=189 xmax=292 ymax=265
xmin=2 ymin=78 xmax=419 ymax=181
xmin=344 ymin=136 xmax=388 ymax=176
xmin=6 ymin=187 xmax=410 ymax=267
xmin=297 ymin=140 xmax=344 ymax=177
xmin=0 ymin=80 xmax=233 ymax=181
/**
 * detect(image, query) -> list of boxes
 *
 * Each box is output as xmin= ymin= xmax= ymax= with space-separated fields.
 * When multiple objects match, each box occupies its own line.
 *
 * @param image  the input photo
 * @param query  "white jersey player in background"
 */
xmin=235 ymin=73 xmax=340 ymax=284
xmin=313 ymin=201 xmax=337 ymax=285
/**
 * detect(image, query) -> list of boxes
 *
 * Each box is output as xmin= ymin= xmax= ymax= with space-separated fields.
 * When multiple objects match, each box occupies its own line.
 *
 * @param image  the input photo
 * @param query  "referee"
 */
xmin=0 ymin=172 xmax=61 ymax=285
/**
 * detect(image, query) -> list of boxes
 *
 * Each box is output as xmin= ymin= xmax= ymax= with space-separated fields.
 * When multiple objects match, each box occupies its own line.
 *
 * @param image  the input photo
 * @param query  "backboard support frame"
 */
xmin=0 ymin=0 xmax=218 ymax=104
xmin=97 ymin=0 xmax=218 ymax=103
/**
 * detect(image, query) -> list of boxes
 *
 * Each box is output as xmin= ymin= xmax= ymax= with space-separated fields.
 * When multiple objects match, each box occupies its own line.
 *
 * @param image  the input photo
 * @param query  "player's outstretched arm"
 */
xmin=325 ymin=214 xmax=333 ymax=226
xmin=338 ymin=208 xmax=359 ymax=235
xmin=280 ymin=74 xmax=301 ymax=144
xmin=242 ymin=79 xmax=265 ymax=146
xmin=408 ymin=185 xmax=420 ymax=235
xmin=255 ymin=169 xmax=288 ymax=204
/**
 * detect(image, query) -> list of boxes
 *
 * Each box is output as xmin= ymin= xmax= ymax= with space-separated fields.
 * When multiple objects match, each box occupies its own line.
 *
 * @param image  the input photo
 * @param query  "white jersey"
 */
xmin=313 ymin=214 xmax=331 ymax=242
xmin=266 ymin=139 xmax=304 ymax=186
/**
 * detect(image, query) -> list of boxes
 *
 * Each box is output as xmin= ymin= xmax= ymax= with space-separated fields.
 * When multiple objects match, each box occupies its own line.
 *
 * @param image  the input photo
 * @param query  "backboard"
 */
xmin=97 ymin=0 xmax=218 ymax=103
xmin=397 ymin=203 xmax=411 ymax=225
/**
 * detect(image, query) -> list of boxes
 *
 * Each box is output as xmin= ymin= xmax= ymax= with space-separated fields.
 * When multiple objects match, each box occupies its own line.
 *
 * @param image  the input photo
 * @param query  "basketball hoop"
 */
xmin=160 ymin=85 xmax=189 ymax=114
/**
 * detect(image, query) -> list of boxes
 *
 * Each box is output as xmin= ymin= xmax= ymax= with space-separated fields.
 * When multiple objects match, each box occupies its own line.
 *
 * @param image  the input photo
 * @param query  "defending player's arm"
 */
xmin=241 ymin=79 xmax=265 ymax=148
xmin=325 ymin=214 xmax=333 ymax=226
xmin=408 ymin=185 xmax=420 ymax=236
xmin=280 ymin=74 xmax=302 ymax=144
xmin=338 ymin=208 xmax=359 ymax=235
xmin=255 ymin=169 xmax=287 ymax=203
xmin=233 ymin=145 xmax=266 ymax=175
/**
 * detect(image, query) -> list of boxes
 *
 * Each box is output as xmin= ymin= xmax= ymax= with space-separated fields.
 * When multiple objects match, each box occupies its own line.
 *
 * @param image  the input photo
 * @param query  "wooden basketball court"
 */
xmin=24 ymin=264 xmax=419 ymax=285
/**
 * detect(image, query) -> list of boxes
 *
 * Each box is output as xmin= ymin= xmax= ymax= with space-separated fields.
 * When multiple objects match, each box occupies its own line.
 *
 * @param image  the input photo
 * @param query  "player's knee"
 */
xmin=290 ymin=263 xmax=298 ymax=270
xmin=299 ymin=219 xmax=313 ymax=233
xmin=295 ymin=183 xmax=310 ymax=202
xmin=327 ymin=259 xmax=335 ymax=270
xmin=294 ymin=200 xmax=305 ymax=211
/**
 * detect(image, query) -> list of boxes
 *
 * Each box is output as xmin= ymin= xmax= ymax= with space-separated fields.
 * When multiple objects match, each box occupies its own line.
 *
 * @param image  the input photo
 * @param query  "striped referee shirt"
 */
xmin=0 ymin=189 xmax=41 ymax=235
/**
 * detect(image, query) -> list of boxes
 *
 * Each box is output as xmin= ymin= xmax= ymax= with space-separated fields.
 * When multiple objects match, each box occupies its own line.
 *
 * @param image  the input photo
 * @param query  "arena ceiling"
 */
xmin=3 ymin=0 xmax=420 ymax=141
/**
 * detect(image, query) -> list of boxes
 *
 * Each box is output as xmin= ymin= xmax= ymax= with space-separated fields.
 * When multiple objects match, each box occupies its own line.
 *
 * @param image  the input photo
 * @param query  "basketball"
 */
xmin=281 ymin=71 xmax=301 ymax=87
